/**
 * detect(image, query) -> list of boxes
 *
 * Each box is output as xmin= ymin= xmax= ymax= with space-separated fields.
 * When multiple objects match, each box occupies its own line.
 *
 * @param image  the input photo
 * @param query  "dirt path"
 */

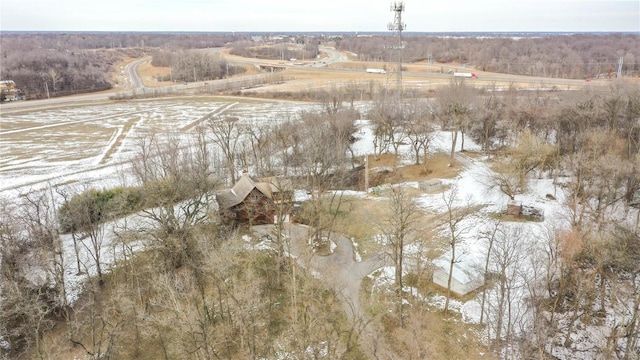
xmin=253 ymin=223 xmax=395 ymax=359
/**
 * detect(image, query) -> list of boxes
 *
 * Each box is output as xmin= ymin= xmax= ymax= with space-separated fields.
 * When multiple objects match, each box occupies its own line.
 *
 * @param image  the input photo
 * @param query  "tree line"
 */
xmin=0 ymin=47 xmax=143 ymax=100
xmin=230 ymin=38 xmax=320 ymax=61
xmin=4 ymin=32 xmax=637 ymax=100
xmin=337 ymin=33 xmax=640 ymax=79
xmin=150 ymin=49 xmax=245 ymax=83
xmin=0 ymin=33 xmax=248 ymax=99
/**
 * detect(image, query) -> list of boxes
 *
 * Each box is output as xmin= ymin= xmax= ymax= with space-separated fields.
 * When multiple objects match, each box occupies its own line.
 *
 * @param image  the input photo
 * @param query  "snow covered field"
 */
xmin=0 ymin=97 xmax=322 ymax=202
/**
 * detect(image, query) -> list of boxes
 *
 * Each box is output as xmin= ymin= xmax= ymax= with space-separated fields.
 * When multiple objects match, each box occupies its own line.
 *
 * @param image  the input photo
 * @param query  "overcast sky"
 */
xmin=1 ymin=0 xmax=638 ymax=32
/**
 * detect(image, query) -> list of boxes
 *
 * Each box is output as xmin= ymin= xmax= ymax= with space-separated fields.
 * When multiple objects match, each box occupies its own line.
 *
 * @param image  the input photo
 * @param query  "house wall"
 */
xmin=230 ymin=188 xmax=275 ymax=224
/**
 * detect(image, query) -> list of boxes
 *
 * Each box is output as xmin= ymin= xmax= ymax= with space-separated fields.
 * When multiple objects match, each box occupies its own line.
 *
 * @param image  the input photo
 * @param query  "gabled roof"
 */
xmin=216 ymin=173 xmax=292 ymax=210
xmin=217 ymin=174 xmax=260 ymax=209
xmin=257 ymin=176 xmax=293 ymax=194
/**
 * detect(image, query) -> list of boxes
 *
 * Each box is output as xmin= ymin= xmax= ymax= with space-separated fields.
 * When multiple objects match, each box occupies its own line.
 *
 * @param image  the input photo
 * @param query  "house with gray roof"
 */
xmin=216 ymin=172 xmax=293 ymax=225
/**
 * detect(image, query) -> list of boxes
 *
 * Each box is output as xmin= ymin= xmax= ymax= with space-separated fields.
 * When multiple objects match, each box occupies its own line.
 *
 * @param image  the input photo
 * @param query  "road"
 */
xmin=0 ymin=46 xmax=600 ymax=114
xmin=0 ymin=57 xmax=149 ymax=113
xmin=125 ymin=57 xmax=148 ymax=89
xmin=314 ymin=46 xmax=349 ymax=66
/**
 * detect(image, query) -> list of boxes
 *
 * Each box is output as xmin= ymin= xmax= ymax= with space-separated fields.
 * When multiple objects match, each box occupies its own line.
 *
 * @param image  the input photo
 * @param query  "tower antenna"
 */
xmin=387 ymin=2 xmax=406 ymax=113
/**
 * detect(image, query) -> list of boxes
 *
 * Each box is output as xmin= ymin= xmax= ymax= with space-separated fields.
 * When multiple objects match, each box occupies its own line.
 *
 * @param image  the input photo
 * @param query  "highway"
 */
xmin=125 ymin=57 xmax=148 ymax=89
xmin=0 ymin=46 xmax=600 ymax=113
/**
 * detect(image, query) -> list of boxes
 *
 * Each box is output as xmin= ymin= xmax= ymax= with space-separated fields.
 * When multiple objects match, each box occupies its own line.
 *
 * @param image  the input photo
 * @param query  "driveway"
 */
xmin=253 ymin=223 xmax=394 ymax=359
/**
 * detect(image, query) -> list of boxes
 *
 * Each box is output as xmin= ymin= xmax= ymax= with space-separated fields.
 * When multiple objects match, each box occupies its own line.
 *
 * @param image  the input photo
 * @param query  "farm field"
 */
xmin=0 ymin=97 xmax=323 ymax=202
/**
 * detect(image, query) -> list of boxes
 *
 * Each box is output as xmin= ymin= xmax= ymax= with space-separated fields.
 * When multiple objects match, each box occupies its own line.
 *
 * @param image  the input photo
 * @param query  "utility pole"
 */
xmin=617 ymin=57 xmax=623 ymax=78
xmin=388 ymin=2 xmax=406 ymax=114
xmin=364 ymin=155 xmax=369 ymax=194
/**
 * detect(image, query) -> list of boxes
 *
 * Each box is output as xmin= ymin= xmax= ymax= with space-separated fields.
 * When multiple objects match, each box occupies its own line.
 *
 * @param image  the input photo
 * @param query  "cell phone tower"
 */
xmin=388 ymin=2 xmax=406 ymax=110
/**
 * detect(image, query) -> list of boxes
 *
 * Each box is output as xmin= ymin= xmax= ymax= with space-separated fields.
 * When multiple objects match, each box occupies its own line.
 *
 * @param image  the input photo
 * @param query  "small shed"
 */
xmin=432 ymin=255 xmax=483 ymax=296
xmin=506 ymin=200 xmax=523 ymax=217
xmin=419 ymin=179 xmax=443 ymax=192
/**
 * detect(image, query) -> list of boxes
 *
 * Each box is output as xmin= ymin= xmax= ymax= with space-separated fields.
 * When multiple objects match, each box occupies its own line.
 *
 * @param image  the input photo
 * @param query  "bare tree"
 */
xmin=484 ymin=224 xmax=530 ymax=356
xmin=56 ymin=188 xmax=83 ymax=275
xmin=0 ymin=193 xmax=66 ymax=359
xmin=295 ymin=111 xmax=354 ymax=246
xmin=316 ymin=85 xmax=343 ymax=115
xmin=379 ymin=186 xmax=420 ymax=326
xmin=479 ymin=220 xmax=501 ymax=325
xmin=244 ymin=121 xmax=277 ymax=177
xmin=369 ymin=90 xmax=408 ymax=165
xmin=67 ymin=282 xmax=125 ymax=360
xmin=441 ymin=186 xmax=474 ymax=316
xmin=130 ymin=131 xmax=219 ymax=269
xmin=58 ymin=187 xmax=108 ymax=284
xmin=405 ymin=99 xmax=435 ymax=166
xmin=207 ymin=116 xmax=243 ymax=184
xmin=472 ymin=90 xmax=505 ymax=155
xmin=437 ymin=78 xmax=478 ymax=167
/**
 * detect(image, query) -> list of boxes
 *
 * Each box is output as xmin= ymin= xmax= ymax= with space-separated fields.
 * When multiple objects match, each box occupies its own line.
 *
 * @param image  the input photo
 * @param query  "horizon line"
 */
xmin=2 ymin=30 xmax=638 ymax=35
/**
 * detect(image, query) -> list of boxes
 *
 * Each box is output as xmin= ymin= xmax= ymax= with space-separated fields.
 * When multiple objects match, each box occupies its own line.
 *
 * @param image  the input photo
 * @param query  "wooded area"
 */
xmin=337 ymin=33 xmax=640 ymax=79
xmin=3 ymin=32 xmax=638 ymax=100
xmin=0 ymin=33 xmax=248 ymax=99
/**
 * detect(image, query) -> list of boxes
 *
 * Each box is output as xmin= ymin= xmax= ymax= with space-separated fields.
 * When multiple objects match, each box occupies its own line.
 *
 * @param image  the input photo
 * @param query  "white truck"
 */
xmin=366 ymin=68 xmax=387 ymax=74
xmin=453 ymin=72 xmax=478 ymax=78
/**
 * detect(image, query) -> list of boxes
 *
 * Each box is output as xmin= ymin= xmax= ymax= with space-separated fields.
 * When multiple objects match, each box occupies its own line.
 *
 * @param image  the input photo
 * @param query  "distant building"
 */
xmin=0 ymin=80 xmax=25 ymax=102
xmin=0 ymin=80 xmax=16 ymax=90
xmin=216 ymin=172 xmax=293 ymax=225
xmin=419 ymin=179 xmax=443 ymax=192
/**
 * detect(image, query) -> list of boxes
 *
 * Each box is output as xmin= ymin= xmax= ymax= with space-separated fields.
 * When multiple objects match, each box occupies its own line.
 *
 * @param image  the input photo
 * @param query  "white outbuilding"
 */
xmin=432 ymin=254 xmax=483 ymax=296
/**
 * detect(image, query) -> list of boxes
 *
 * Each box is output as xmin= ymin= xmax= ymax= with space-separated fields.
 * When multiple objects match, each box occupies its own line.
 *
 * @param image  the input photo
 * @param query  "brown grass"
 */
xmin=331 ymin=196 xmax=387 ymax=255
xmin=363 ymin=153 xmax=462 ymax=183
xmin=330 ymin=152 xmax=463 ymax=257
xmin=132 ymin=45 xmax=608 ymax=97
xmin=365 ymin=273 xmax=494 ymax=360
xmin=138 ymin=61 xmax=173 ymax=88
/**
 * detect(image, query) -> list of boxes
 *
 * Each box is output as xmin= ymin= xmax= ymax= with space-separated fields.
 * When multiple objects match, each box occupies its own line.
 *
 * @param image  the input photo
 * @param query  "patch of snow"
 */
xmin=372 ymin=233 xmax=390 ymax=246
xmin=294 ymin=189 xmax=311 ymax=202
xmin=429 ymin=293 xmax=464 ymax=313
xmin=351 ymin=238 xmax=362 ymax=262
xmin=368 ymin=266 xmax=396 ymax=290
xmin=329 ymin=240 xmax=337 ymax=254
xmin=352 ymin=120 xmax=376 ymax=157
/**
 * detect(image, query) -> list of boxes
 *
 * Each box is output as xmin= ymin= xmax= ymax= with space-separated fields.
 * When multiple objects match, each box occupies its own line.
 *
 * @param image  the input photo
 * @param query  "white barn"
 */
xmin=432 ymin=255 xmax=483 ymax=296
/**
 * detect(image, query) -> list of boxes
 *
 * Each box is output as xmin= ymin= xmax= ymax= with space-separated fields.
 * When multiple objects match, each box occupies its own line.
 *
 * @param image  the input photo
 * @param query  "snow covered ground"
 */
xmin=1 ymin=98 xmax=323 ymax=304
xmin=0 ymin=98 xmax=324 ymax=203
xmin=352 ymin=120 xmax=639 ymax=359
xmin=2 ymin=99 xmax=631 ymax=359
